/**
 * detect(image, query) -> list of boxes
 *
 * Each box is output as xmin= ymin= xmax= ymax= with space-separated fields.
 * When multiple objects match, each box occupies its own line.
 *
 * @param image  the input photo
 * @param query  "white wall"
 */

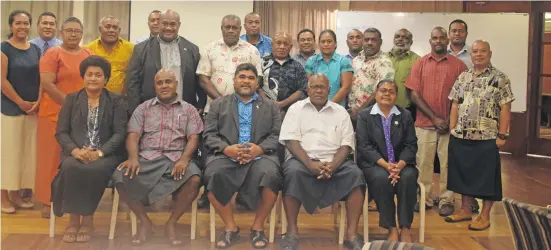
xmin=129 ymin=1 xmax=253 ymax=47
xmin=336 ymin=12 xmax=529 ymax=112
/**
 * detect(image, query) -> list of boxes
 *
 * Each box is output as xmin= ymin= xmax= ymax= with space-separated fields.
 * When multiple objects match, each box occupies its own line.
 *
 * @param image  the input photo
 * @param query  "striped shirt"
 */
xmin=405 ymin=53 xmax=467 ymax=127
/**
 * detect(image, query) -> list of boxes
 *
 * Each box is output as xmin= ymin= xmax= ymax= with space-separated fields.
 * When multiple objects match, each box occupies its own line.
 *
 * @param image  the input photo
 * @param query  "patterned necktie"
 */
xmin=42 ymin=41 xmax=50 ymax=56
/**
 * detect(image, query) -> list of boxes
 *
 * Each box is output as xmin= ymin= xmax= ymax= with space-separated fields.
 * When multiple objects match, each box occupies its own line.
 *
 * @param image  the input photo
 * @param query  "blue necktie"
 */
xmin=42 ymin=41 xmax=50 ymax=56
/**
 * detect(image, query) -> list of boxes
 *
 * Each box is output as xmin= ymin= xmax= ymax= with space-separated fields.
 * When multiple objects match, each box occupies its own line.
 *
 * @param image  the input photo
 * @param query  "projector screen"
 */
xmin=130 ymin=1 xmax=253 ymax=48
xmin=336 ymin=11 xmax=529 ymax=112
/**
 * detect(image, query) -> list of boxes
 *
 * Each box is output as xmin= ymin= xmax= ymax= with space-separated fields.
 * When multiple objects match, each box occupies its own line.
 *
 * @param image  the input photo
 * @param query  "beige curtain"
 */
xmin=255 ymin=1 xmax=339 ymax=54
xmin=83 ymin=1 xmax=131 ymax=44
xmin=350 ymin=1 xmax=464 ymax=12
xmin=1 ymin=1 xmax=73 ymax=40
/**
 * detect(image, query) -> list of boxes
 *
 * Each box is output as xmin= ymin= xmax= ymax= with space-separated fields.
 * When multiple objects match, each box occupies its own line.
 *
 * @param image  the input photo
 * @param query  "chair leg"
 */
xmin=269 ymin=192 xmax=279 ymax=243
xmin=338 ymin=201 xmax=346 ymax=245
xmin=363 ymin=186 xmax=369 ymax=242
xmin=332 ymin=204 xmax=338 ymax=226
xmin=281 ymin=197 xmax=287 ymax=235
xmin=130 ymin=211 xmax=137 ymax=236
xmin=49 ymin=202 xmax=55 ymax=238
xmin=108 ymin=189 xmax=120 ymax=240
xmin=191 ymin=187 xmax=203 ymax=240
xmin=210 ymin=203 xmax=216 ymax=243
xmin=418 ymin=182 xmax=426 ymax=243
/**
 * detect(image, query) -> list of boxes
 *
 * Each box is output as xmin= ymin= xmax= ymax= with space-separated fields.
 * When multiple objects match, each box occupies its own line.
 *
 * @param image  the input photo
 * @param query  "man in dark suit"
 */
xmin=203 ymin=63 xmax=282 ymax=249
xmin=126 ymin=9 xmax=206 ymax=114
xmin=356 ymin=79 xmax=418 ymax=242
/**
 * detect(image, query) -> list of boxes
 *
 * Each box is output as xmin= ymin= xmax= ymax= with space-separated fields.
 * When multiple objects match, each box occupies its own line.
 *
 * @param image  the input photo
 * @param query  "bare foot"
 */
xmin=132 ymin=222 xmax=154 ymax=245
xmin=9 ymin=191 xmax=34 ymax=209
xmin=400 ymin=227 xmax=412 ymax=243
xmin=387 ymin=228 xmax=399 ymax=241
xmin=165 ymin=222 xmax=182 ymax=246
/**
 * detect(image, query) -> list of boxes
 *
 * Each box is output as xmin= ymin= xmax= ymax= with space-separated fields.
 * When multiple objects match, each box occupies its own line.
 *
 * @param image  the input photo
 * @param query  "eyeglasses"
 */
xmin=377 ymin=88 xmax=397 ymax=95
xmin=63 ymin=29 xmax=82 ymax=35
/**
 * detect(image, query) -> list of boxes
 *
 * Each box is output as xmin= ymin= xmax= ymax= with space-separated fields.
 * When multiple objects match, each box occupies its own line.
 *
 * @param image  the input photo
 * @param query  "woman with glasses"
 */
xmin=355 ymin=80 xmax=418 ymax=242
xmin=35 ymin=17 xmax=92 ymax=219
xmin=304 ymin=29 xmax=353 ymax=107
xmin=1 ymin=10 xmax=41 ymax=214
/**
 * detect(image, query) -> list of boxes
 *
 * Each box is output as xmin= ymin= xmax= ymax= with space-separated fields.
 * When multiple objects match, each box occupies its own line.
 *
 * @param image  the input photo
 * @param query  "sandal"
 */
xmin=250 ymin=229 xmax=268 ymax=249
xmin=343 ymin=235 xmax=364 ymax=250
xmin=76 ymin=226 xmax=94 ymax=243
xmin=216 ymin=227 xmax=240 ymax=249
xmin=62 ymin=226 xmax=79 ymax=243
xmin=280 ymin=234 xmax=299 ymax=250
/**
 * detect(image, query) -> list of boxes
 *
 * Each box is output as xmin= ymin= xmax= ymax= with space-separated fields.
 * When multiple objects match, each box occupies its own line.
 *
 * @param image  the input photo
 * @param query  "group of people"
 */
xmin=1 ymin=7 xmax=514 ymax=250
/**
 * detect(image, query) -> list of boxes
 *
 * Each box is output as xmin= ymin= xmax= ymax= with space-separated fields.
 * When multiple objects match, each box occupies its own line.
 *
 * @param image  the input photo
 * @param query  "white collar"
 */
xmin=370 ymin=103 xmax=401 ymax=118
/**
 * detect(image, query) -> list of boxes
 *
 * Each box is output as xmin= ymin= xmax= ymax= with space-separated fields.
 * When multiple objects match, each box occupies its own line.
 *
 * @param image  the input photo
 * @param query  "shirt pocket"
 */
xmin=176 ymin=113 xmax=189 ymax=136
xmin=324 ymin=120 xmax=342 ymax=146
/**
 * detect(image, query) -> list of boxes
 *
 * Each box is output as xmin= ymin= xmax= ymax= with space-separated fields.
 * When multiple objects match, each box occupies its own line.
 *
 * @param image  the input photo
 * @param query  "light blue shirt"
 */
xmin=30 ymin=36 xmax=62 ymax=55
xmin=448 ymin=45 xmax=472 ymax=69
xmin=304 ymin=53 xmax=354 ymax=106
xmin=240 ymin=34 xmax=272 ymax=58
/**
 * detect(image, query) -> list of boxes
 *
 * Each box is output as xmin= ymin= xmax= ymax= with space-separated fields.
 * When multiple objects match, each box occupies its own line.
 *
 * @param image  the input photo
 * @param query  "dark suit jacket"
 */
xmin=55 ymin=89 xmax=128 ymax=163
xmin=126 ymin=36 xmax=206 ymax=113
xmin=356 ymin=105 xmax=417 ymax=169
xmin=203 ymin=95 xmax=282 ymax=166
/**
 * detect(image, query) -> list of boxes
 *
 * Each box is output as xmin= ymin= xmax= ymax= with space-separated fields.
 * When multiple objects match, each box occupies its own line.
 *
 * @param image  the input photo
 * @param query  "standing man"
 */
xmin=448 ymin=19 xmax=472 ymax=69
xmin=85 ymin=16 xmax=134 ymax=95
xmin=30 ymin=12 xmax=63 ymax=56
xmin=387 ymin=29 xmax=420 ymax=114
xmin=126 ymin=9 xmax=204 ymax=114
xmin=445 ymin=40 xmax=514 ymax=231
xmin=348 ymin=28 xmax=395 ymax=120
xmin=260 ymin=31 xmax=308 ymax=113
xmin=197 ymin=14 xmax=262 ymax=114
xmin=405 ymin=27 xmax=467 ymax=217
xmin=135 ymin=10 xmax=161 ymax=44
xmin=240 ymin=12 xmax=272 ymax=58
xmin=203 ymin=63 xmax=282 ymax=249
xmin=345 ymin=29 xmax=363 ymax=61
xmin=292 ymin=29 xmax=316 ymax=67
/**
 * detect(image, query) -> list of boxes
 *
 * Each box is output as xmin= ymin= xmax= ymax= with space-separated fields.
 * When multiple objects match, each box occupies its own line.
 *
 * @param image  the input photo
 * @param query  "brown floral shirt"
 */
xmin=448 ymin=65 xmax=515 ymax=140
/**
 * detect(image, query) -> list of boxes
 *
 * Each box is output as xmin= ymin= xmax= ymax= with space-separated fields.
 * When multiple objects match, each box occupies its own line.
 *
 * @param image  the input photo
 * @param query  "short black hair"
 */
xmin=80 ymin=55 xmax=112 ymax=83
xmin=319 ymin=29 xmax=337 ymax=42
xmin=449 ymin=19 xmax=468 ymax=32
xmin=61 ymin=16 xmax=83 ymax=30
xmin=234 ymin=63 xmax=258 ymax=77
xmin=297 ymin=29 xmax=315 ymax=42
xmin=37 ymin=12 xmax=56 ymax=24
xmin=364 ymin=27 xmax=382 ymax=39
xmin=376 ymin=79 xmax=398 ymax=92
xmin=8 ymin=10 xmax=32 ymax=39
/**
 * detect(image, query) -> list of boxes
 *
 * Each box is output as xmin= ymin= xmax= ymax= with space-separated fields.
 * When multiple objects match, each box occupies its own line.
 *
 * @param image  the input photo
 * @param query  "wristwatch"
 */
xmin=497 ymin=133 xmax=509 ymax=140
xmin=97 ymin=150 xmax=104 ymax=158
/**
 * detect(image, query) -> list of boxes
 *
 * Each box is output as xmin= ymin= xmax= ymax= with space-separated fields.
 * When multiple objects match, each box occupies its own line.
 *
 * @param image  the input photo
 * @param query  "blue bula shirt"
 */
xmin=240 ymin=34 xmax=272 ymax=58
xmin=235 ymin=93 xmax=259 ymax=144
xmin=304 ymin=53 xmax=354 ymax=106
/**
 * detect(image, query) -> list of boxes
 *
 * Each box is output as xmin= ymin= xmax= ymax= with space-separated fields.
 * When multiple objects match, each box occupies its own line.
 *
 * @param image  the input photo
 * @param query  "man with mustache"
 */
xmin=240 ymin=12 xmax=272 ymax=58
xmin=126 ymin=9 xmax=204 ymax=114
xmin=135 ymin=10 xmax=161 ymax=44
xmin=448 ymin=19 xmax=472 ymax=69
xmin=30 ymin=12 xmax=63 ymax=56
xmin=292 ymin=29 xmax=316 ymax=67
xmin=203 ymin=63 xmax=282 ymax=249
xmin=405 ymin=27 xmax=467 ymax=217
xmin=388 ymin=29 xmax=420 ymax=112
xmin=85 ymin=16 xmax=134 ymax=95
xmin=346 ymin=29 xmax=363 ymax=60
xmin=446 ymin=40 xmax=514 ymax=231
xmin=348 ymin=28 xmax=394 ymax=120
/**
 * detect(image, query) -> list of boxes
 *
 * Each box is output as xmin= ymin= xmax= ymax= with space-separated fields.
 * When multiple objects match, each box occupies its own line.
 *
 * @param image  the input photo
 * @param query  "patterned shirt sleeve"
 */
xmin=185 ymin=104 xmax=204 ymax=136
xmin=295 ymin=62 xmax=309 ymax=95
xmin=378 ymin=59 xmax=396 ymax=82
xmin=497 ymin=75 xmax=515 ymax=105
xmin=448 ymin=72 xmax=466 ymax=102
xmin=340 ymin=57 xmax=354 ymax=73
xmin=128 ymin=102 xmax=145 ymax=134
xmin=196 ymin=46 xmax=212 ymax=76
xmin=250 ymin=46 xmax=263 ymax=76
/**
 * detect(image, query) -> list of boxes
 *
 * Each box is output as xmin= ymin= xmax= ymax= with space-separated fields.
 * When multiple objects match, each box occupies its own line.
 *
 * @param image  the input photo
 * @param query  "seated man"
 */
xmin=113 ymin=69 xmax=203 ymax=246
xmin=203 ymin=63 xmax=282 ymax=249
xmin=356 ymin=80 xmax=418 ymax=242
xmin=279 ymin=74 xmax=366 ymax=250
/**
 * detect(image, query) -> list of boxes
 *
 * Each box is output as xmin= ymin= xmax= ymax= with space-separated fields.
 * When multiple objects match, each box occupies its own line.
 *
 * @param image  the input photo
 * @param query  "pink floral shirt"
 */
xmin=348 ymin=51 xmax=395 ymax=110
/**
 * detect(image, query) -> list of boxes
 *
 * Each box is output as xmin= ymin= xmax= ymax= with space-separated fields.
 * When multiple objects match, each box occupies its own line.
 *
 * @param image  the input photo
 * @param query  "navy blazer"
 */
xmin=355 ymin=105 xmax=417 ymax=169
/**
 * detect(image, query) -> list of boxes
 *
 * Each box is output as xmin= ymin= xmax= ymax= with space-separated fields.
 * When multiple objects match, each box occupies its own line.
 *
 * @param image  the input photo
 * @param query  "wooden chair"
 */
xmin=502 ymin=197 xmax=551 ymax=250
xmin=209 ymin=191 xmax=279 ymax=243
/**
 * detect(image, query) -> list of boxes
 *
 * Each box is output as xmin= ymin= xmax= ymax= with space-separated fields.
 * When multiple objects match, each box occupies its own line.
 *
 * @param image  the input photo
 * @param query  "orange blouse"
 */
xmin=38 ymin=47 xmax=93 ymax=121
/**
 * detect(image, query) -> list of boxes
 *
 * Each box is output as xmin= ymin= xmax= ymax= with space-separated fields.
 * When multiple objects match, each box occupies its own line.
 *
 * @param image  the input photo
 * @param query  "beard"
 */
xmin=392 ymin=44 xmax=411 ymax=54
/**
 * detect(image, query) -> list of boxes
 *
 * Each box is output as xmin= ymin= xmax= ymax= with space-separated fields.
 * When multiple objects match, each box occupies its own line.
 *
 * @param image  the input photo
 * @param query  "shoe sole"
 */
xmin=468 ymin=224 xmax=490 ymax=231
xmin=444 ymin=217 xmax=472 ymax=223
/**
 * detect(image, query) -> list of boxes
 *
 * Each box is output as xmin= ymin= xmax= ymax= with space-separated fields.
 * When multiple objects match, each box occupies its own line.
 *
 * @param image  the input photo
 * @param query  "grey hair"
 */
xmin=397 ymin=28 xmax=413 ymax=40
xmin=308 ymin=73 xmax=329 ymax=86
xmin=221 ymin=14 xmax=241 ymax=26
xmin=99 ymin=15 xmax=120 ymax=27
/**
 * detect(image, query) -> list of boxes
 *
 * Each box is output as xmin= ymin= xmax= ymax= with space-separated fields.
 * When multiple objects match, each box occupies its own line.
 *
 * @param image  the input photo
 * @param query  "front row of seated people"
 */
xmin=52 ymin=57 xmax=418 ymax=250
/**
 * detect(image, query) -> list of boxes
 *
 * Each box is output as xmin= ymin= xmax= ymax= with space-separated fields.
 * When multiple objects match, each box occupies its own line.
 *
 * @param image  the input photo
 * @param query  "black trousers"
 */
xmin=363 ymin=166 xmax=418 ymax=229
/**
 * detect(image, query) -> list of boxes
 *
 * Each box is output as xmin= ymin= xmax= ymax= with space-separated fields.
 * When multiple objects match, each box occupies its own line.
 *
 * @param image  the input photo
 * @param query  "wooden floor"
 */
xmin=2 ymin=154 xmax=551 ymax=250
